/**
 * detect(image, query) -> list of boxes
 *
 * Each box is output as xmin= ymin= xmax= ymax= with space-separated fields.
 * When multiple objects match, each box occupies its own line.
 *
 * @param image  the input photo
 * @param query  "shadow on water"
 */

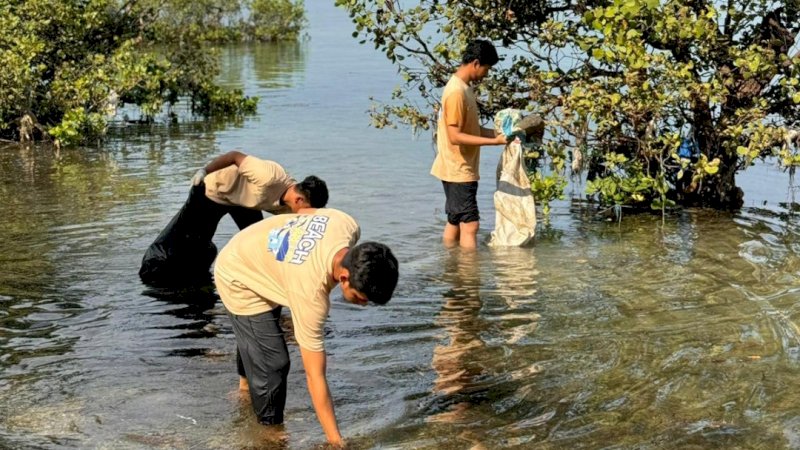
xmin=141 ymin=284 xmax=222 ymax=347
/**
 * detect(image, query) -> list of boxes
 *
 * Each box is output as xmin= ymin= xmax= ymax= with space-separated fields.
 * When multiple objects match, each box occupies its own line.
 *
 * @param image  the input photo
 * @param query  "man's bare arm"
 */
xmin=300 ymin=347 xmax=344 ymax=447
xmin=191 ymin=151 xmax=249 ymax=186
xmin=447 ymin=124 xmax=507 ymax=147
xmin=204 ymin=150 xmax=248 ymax=173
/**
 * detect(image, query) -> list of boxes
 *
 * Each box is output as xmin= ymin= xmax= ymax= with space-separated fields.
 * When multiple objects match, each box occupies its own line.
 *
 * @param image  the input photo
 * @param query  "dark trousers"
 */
xmin=139 ymin=183 xmax=263 ymax=286
xmin=229 ymin=307 xmax=290 ymax=425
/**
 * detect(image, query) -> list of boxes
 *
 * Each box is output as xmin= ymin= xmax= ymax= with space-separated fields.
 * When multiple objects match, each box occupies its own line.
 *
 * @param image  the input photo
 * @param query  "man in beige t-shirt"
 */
xmin=431 ymin=40 xmax=508 ymax=249
xmin=214 ymin=208 xmax=398 ymax=447
xmin=139 ymin=151 xmax=328 ymax=287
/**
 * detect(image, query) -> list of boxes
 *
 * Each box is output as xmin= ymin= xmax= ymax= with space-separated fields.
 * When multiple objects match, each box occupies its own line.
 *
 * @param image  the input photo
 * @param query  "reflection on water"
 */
xmin=219 ymin=41 xmax=306 ymax=91
xmin=0 ymin=144 xmax=151 ymax=380
xmin=427 ymin=251 xmax=487 ymax=450
xmin=431 ymin=251 xmax=484 ymax=400
xmin=426 ymin=249 xmax=542 ymax=449
xmin=4 ymin=4 xmax=800 ymax=448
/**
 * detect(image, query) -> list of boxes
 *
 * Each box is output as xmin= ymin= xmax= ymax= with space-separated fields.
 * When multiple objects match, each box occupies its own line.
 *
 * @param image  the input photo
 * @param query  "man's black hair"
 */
xmin=461 ymin=39 xmax=499 ymax=66
xmin=341 ymin=242 xmax=399 ymax=305
xmin=296 ymin=175 xmax=328 ymax=208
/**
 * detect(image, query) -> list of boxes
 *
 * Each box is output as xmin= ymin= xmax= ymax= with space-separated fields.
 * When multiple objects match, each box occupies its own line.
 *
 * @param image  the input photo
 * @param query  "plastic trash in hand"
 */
xmin=190 ymin=168 xmax=207 ymax=186
xmin=495 ymin=109 xmax=526 ymax=142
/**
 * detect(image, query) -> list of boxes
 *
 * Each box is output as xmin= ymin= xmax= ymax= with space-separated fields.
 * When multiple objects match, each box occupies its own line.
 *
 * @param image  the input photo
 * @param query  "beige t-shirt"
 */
xmin=204 ymin=156 xmax=295 ymax=214
xmin=214 ymin=208 xmax=360 ymax=352
xmin=430 ymin=75 xmax=482 ymax=182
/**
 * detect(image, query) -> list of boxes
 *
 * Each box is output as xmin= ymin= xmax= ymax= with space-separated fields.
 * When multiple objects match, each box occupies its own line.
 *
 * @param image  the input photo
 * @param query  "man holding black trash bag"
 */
xmin=139 ymin=150 xmax=328 ymax=286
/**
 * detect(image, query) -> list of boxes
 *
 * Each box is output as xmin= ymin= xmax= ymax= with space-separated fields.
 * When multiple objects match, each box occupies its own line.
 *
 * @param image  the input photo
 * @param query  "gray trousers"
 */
xmin=229 ymin=307 xmax=290 ymax=425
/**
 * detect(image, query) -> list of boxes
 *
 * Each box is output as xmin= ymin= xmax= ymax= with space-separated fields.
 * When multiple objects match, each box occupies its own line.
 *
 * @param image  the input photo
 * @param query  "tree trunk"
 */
xmin=678 ymin=96 xmax=744 ymax=209
xmin=698 ymin=162 xmax=743 ymax=209
xmin=677 ymin=144 xmax=743 ymax=209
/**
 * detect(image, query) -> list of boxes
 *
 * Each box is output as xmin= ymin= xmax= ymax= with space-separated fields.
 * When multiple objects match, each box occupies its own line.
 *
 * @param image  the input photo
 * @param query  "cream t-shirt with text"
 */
xmin=214 ymin=208 xmax=360 ymax=352
xmin=204 ymin=155 xmax=295 ymax=214
xmin=430 ymin=75 xmax=482 ymax=182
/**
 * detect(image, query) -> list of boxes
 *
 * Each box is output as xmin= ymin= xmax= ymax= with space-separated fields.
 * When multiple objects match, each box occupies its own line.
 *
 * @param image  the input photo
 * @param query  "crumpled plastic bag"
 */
xmin=495 ymin=109 xmax=526 ymax=142
xmin=488 ymin=109 xmax=537 ymax=247
xmin=494 ymin=109 xmax=545 ymax=144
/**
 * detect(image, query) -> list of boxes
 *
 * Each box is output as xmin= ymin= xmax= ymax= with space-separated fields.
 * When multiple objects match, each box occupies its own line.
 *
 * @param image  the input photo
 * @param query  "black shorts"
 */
xmin=442 ymin=181 xmax=479 ymax=225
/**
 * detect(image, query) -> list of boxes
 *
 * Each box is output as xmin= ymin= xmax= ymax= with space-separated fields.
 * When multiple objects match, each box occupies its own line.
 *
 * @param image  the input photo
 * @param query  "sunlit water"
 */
xmin=3 ymin=4 xmax=800 ymax=449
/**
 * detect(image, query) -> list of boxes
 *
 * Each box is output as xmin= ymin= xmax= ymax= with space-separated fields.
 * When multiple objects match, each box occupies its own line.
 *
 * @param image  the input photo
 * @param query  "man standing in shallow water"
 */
xmin=214 ymin=207 xmax=399 ymax=447
xmin=431 ymin=39 xmax=509 ymax=249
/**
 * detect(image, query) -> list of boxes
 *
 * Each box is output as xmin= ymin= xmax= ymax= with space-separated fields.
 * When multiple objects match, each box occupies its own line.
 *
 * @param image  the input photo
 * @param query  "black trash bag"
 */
xmin=139 ymin=237 xmax=217 ymax=287
xmin=139 ymin=184 xmax=223 ymax=287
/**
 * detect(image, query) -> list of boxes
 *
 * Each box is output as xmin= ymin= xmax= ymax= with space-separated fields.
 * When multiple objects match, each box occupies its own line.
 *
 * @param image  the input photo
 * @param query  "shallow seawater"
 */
xmin=3 ymin=3 xmax=800 ymax=449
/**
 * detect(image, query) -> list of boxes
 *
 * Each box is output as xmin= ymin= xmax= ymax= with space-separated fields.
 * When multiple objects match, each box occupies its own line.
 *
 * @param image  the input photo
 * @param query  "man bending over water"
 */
xmin=139 ymin=151 xmax=328 ymax=286
xmin=214 ymin=207 xmax=398 ymax=447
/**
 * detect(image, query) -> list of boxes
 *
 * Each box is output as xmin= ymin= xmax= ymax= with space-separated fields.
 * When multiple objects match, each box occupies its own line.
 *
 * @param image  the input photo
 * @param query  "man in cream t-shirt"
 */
xmin=214 ymin=208 xmax=398 ymax=447
xmin=431 ymin=40 xmax=508 ymax=249
xmin=139 ymin=151 xmax=328 ymax=286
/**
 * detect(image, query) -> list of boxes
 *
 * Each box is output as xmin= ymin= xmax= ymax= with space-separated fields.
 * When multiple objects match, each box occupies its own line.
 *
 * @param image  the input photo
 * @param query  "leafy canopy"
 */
xmin=0 ymin=0 xmax=305 ymax=147
xmin=339 ymin=0 xmax=799 ymax=212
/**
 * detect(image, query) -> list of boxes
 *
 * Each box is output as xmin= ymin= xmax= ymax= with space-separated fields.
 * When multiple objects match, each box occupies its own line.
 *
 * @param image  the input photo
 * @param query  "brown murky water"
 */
xmin=2 ymin=4 xmax=800 ymax=449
